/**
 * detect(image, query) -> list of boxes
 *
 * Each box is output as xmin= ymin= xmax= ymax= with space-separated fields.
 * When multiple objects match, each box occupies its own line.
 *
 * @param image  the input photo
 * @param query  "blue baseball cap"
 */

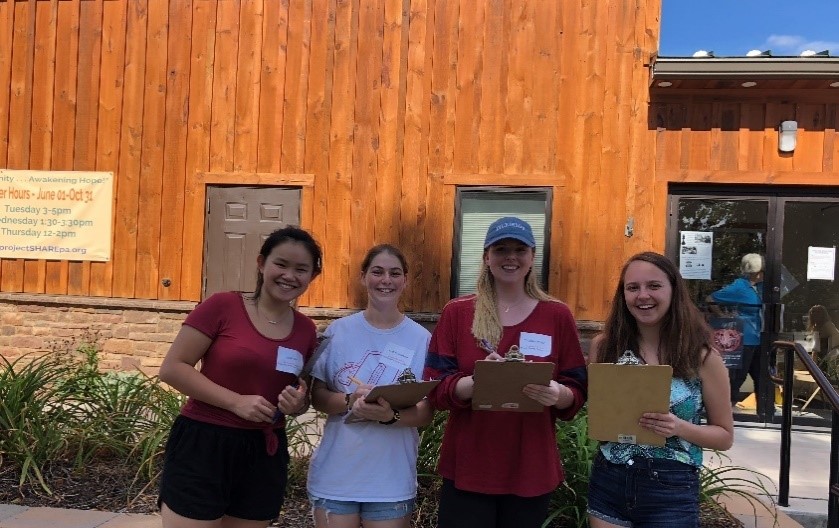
xmin=483 ymin=217 xmax=536 ymax=248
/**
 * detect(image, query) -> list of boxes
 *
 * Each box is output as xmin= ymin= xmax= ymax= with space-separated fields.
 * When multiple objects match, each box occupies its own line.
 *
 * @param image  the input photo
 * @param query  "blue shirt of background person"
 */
xmin=709 ymin=276 xmax=763 ymax=346
xmin=706 ymin=253 xmax=767 ymax=412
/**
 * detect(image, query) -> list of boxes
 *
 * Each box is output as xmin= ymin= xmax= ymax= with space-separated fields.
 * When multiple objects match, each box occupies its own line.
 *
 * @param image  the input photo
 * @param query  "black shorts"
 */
xmin=158 ymin=415 xmax=290 ymax=521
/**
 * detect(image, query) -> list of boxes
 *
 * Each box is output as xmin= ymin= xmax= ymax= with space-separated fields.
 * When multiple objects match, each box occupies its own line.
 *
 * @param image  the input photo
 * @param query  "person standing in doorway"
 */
xmin=706 ymin=253 xmax=764 ymax=412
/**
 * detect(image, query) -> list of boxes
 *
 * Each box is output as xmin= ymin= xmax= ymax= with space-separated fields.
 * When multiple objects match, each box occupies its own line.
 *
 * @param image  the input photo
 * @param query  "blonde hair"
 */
xmin=471 ymin=262 xmax=555 ymax=350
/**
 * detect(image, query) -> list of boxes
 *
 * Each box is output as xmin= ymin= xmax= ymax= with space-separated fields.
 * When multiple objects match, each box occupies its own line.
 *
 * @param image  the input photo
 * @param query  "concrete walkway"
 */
xmin=0 ymin=421 xmax=831 ymax=528
xmin=711 ymin=422 xmax=833 ymax=528
xmin=0 ymin=504 xmax=159 ymax=528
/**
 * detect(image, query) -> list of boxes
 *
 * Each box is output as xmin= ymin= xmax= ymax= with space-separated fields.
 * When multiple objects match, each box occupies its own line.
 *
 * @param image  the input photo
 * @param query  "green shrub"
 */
xmin=285 ymin=411 xmax=325 ymax=485
xmin=0 ymin=339 xmax=185 ymax=492
xmin=0 ymin=353 xmax=78 ymax=490
xmin=546 ymin=408 xmax=599 ymax=527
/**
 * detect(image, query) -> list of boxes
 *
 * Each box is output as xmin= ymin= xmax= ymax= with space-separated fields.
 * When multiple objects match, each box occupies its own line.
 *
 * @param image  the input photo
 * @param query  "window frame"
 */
xmin=451 ymin=186 xmax=553 ymax=298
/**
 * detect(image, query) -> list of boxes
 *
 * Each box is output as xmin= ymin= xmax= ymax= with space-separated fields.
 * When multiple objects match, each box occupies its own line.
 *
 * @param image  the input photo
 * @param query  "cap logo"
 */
xmin=494 ymin=222 xmax=526 ymax=232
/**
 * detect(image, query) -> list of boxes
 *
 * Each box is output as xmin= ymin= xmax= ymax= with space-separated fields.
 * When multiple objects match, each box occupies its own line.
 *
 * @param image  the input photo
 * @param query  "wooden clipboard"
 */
xmin=345 ymin=380 xmax=440 ymax=424
xmin=587 ymin=363 xmax=672 ymax=447
xmin=471 ymin=360 xmax=554 ymax=412
xmin=363 ymin=379 xmax=440 ymax=408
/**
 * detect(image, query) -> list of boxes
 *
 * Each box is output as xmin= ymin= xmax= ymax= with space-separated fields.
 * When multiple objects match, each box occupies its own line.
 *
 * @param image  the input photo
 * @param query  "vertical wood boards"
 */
xmin=1 ymin=0 xmax=837 ymax=325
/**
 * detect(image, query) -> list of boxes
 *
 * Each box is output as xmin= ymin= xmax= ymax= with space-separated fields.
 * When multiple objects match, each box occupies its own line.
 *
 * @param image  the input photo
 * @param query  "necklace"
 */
xmin=500 ymin=297 xmax=527 ymax=313
xmin=257 ymin=301 xmax=290 ymax=325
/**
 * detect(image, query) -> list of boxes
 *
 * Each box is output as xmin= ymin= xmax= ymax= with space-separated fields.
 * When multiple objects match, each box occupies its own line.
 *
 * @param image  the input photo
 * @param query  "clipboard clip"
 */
xmin=504 ymin=345 xmax=525 ymax=362
xmin=396 ymin=368 xmax=418 ymax=384
xmin=616 ymin=349 xmax=642 ymax=365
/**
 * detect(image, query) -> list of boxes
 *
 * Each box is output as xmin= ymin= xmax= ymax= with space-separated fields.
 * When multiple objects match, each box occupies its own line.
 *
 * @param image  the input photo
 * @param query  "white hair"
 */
xmin=740 ymin=253 xmax=764 ymax=275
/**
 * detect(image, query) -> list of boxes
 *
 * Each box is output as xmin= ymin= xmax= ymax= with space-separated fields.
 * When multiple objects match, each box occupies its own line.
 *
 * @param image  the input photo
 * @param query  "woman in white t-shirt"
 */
xmin=308 ymin=244 xmax=433 ymax=528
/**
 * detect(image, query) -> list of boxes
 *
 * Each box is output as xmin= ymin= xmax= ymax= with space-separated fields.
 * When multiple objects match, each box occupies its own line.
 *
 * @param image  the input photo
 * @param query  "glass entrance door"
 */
xmin=775 ymin=199 xmax=839 ymax=423
xmin=668 ymin=188 xmax=839 ymax=425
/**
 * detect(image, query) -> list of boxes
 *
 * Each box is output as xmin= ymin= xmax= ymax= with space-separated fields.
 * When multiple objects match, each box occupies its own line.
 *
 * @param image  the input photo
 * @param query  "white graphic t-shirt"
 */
xmin=307 ymin=311 xmax=431 ymax=502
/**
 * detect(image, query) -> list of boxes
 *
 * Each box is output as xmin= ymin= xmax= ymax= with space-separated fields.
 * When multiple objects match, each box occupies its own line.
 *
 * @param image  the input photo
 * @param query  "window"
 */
xmin=452 ymin=187 xmax=552 ymax=297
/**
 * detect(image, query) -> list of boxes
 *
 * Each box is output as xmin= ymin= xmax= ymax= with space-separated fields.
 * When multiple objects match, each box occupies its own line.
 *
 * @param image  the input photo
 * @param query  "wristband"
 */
xmin=289 ymin=397 xmax=309 ymax=417
xmin=379 ymin=409 xmax=400 ymax=425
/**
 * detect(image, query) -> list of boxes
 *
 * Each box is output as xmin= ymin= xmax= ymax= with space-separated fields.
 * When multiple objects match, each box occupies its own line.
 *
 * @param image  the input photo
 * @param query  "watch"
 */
xmin=344 ymin=393 xmax=352 ymax=413
xmin=379 ymin=409 xmax=400 ymax=425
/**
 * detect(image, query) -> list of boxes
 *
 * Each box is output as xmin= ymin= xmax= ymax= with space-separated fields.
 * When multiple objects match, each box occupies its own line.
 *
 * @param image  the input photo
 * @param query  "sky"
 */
xmin=659 ymin=1 xmax=839 ymax=58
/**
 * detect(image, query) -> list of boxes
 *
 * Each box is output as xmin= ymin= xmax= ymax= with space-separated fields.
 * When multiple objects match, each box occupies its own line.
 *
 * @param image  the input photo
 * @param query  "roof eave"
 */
xmin=651 ymin=56 xmax=839 ymax=80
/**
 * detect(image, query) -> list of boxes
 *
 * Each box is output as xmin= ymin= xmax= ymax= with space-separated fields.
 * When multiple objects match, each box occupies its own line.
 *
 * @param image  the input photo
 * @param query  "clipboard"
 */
xmin=363 ymin=379 xmax=440 ymax=408
xmin=344 ymin=379 xmax=440 ymax=424
xmin=301 ymin=336 xmax=331 ymax=377
xmin=587 ymin=363 xmax=672 ymax=447
xmin=471 ymin=360 xmax=554 ymax=412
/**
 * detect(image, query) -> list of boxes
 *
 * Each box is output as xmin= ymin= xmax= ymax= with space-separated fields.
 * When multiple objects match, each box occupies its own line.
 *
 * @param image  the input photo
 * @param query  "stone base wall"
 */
xmin=0 ymin=293 xmax=601 ymax=375
xmin=0 ymin=294 xmax=196 ymax=374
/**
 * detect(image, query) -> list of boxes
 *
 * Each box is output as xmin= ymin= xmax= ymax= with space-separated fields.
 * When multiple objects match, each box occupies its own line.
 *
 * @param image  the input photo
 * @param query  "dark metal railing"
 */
xmin=774 ymin=340 xmax=839 ymax=528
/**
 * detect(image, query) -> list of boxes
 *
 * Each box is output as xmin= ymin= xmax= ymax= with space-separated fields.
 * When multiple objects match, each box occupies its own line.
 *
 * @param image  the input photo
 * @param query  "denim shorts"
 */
xmin=587 ymin=451 xmax=699 ymax=527
xmin=309 ymin=495 xmax=415 ymax=521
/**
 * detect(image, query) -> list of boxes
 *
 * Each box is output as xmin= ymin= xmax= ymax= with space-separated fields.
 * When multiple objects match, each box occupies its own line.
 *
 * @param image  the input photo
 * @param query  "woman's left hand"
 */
xmin=523 ymin=380 xmax=565 ymax=407
xmin=277 ymin=377 xmax=309 ymax=415
xmin=353 ymin=396 xmax=395 ymax=423
xmin=639 ymin=411 xmax=680 ymax=438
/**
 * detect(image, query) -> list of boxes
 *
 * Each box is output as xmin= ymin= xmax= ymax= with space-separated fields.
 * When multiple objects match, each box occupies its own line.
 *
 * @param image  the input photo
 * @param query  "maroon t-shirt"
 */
xmin=179 ymin=291 xmax=317 ymax=430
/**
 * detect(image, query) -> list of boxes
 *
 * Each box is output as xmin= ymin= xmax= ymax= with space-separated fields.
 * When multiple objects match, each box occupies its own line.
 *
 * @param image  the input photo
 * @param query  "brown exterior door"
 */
xmin=203 ymin=186 xmax=301 ymax=299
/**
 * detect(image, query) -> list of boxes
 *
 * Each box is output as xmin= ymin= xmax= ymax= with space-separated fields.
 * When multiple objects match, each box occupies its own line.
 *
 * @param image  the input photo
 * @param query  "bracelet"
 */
xmin=289 ymin=397 xmax=309 ymax=417
xmin=379 ymin=409 xmax=400 ymax=425
xmin=344 ymin=393 xmax=352 ymax=413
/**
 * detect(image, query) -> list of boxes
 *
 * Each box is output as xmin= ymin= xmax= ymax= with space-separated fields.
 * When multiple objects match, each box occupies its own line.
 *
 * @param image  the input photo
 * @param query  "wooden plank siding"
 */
xmin=2 ymin=0 xmax=839 ymax=325
xmin=90 ymin=0 xmax=126 ymax=298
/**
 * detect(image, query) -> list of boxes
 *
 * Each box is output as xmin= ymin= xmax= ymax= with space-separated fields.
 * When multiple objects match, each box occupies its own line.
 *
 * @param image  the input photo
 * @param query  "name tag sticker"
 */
xmin=276 ymin=347 xmax=304 ymax=376
xmin=378 ymin=342 xmax=415 ymax=371
xmin=519 ymin=332 xmax=552 ymax=358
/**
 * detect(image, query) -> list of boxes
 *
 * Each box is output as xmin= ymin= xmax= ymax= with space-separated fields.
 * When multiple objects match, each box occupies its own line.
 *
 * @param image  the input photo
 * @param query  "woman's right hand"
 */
xmin=231 ymin=394 xmax=277 ymax=423
xmin=346 ymin=383 xmax=373 ymax=412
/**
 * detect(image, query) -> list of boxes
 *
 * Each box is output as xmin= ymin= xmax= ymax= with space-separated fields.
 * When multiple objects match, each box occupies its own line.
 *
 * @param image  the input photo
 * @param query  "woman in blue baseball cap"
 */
xmin=423 ymin=216 xmax=588 ymax=528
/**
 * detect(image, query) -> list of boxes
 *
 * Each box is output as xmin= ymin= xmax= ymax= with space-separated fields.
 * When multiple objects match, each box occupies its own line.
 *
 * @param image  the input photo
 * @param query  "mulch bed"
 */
xmin=0 ymin=460 xmax=742 ymax=527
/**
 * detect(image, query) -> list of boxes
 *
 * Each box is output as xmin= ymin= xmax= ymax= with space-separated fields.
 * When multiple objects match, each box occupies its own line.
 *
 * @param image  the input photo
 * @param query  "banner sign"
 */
xmin=0 ymin=170 xmax=113 ymax=261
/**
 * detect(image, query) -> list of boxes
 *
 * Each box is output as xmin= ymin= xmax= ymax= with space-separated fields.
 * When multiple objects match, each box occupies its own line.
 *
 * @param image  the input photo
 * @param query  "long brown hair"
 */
xmin=595 ymin=252 xmax=712 ymax=379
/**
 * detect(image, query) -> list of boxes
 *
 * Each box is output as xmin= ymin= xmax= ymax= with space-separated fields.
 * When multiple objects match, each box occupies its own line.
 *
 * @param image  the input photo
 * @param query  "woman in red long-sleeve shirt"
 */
xmin=423 ymin=216 xmax=588 ymax=528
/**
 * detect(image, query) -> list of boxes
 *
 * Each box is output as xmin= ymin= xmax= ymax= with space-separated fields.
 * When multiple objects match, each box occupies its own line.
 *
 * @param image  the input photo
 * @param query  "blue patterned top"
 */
xmin=599 ymin=376 xmax=704 ymax=467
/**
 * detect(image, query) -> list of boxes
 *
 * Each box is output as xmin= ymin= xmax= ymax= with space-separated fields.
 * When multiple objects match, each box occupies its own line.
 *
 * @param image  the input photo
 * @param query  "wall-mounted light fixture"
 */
xmin=779 ymin=120 xmax=797 ymax=153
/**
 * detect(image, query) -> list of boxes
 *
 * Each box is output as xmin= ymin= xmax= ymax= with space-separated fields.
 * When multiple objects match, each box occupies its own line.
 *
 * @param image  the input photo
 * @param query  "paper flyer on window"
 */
xmin=679 ymin=231 xmax=713 ymax=280
xmin=807 ymin=246 xmax=836 ymax=281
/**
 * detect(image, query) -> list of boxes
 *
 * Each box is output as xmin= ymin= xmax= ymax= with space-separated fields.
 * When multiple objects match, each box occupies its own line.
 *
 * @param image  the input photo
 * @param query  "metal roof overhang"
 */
xmin=652 ymin=56 xmax=839 ymax=80
xmin=649 ymin=56 xmax=839 ymax=96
